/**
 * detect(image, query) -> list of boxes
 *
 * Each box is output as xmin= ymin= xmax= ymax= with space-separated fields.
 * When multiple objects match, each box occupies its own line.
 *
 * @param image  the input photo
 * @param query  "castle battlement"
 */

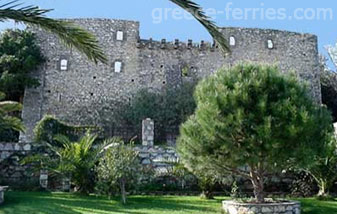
xmin=137 ymin=38 xmax=216 ymax=51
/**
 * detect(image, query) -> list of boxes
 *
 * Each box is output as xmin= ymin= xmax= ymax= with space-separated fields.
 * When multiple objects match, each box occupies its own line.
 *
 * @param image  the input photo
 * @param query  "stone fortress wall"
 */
xmin=19 ymin=18 xmax=321 ymax=145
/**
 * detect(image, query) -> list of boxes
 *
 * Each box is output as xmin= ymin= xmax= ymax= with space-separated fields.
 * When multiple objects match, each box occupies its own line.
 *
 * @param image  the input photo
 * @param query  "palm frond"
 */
xmin=54 ymin=134 xmax=71 ymax=146
xmin=0 ymin=1 xmax=107 ymax=64
xmin=0 ymin=101 xmax=22 ymax=112
xmin=169 ymin=0 xmax=230 ymax=55
xmin=0 ymin=115 xmax=25 ymax=132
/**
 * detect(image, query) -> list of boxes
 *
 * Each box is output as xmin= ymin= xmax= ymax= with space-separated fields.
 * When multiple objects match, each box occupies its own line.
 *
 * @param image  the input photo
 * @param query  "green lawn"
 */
xmin=1 ymin=192 xmax=337 ymax=214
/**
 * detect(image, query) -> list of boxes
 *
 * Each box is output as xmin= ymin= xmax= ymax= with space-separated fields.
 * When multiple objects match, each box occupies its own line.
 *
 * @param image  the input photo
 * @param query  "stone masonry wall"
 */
xmin=0 ymin=142 xmax=32 ymax=181
xmin=223 ymin=200 xmax=301 ymax=214
xmin=135 ymin=145 xmax=178 ymax=175
xmin=19 ymin=18 xmax=321 ymax=144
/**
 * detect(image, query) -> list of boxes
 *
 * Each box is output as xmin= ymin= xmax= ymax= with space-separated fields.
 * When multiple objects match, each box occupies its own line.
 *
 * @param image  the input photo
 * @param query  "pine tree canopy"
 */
xmin=178 ymin=64 xmax=333 ymax=191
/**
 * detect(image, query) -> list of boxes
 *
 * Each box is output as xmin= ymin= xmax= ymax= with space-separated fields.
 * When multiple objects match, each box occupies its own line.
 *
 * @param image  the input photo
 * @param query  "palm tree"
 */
xmin=0 ymin=91 xmax=24 ymax=133
xmin=0 ymin=1 xmax=107 ymax=64
xmin=169 ymin=0 xmax=230 ymax=55
xmin=23 ymin=132 xmax=109 ymax=194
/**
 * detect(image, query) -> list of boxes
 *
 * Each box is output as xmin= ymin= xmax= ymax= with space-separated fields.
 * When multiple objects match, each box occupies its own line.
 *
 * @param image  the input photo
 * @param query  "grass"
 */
xmin=1 ymin=191 xmax=337 ymax=214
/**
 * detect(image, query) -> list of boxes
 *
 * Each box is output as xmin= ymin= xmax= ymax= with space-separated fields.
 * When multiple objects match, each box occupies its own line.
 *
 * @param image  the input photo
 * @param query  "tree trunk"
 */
xmin=182 ymin=179 xmax=185 ymax=190
xmin=317 ymin=179 xmax=330 ymax=197
xmin=250 ymin=169 xmax=265 ymax=203
xmin=200 ymin=190 xmax=214 ymax=200
xmin=120 ymin=179 xmax=127 ymax=204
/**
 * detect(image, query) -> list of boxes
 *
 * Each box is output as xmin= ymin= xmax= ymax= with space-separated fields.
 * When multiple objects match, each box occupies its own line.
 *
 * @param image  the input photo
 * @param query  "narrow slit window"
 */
xmin=60 ymin=59 xmax=68 ymax=71
xmin=229 ymin=36 xmax=236 ymax=46
xmin=116 ymin=31 xmax=124 ymax=41
xmin=267 ymin=40 xmax=274 ymax=49
xmin=114 ymin=61 xmax=122 ymax=73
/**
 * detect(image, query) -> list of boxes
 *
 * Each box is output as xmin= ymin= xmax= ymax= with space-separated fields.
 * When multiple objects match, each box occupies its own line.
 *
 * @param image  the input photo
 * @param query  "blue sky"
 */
xmin=1 ymin=0 xmax=336 ymax=67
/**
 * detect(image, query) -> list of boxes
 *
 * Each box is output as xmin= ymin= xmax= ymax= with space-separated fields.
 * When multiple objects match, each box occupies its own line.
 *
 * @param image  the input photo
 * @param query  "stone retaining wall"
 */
xmin=223 ymin=200 xmax=301 ymax=214
xmin=135 ymin=145 xmax=178 ymax=175
xmin=0 ymin=142 xmax=32 ymax=182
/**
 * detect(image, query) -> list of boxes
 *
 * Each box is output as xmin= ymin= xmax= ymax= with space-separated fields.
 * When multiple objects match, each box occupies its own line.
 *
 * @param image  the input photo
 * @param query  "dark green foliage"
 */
xmin=0 ymin=29 xmax=44 ymax=101
xmin=178 ymin=64 xmax=334 ymax=202
xmin=34 ymin=115 xmax=101 ymax=147
xmin=0 ymin=128 xmax=19 ymax=141
xmin=115 ymin=82 xmax=197 ymax=142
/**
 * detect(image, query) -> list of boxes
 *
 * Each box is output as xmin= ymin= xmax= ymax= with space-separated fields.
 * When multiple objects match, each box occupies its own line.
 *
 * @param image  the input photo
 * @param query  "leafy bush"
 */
xmin=96 ymin=139 xmax=140 ymax=204
xmin=178 ymin=64 xmax=334 ymax=203
xmin=0 ymin=29 xmax=45 ymax=101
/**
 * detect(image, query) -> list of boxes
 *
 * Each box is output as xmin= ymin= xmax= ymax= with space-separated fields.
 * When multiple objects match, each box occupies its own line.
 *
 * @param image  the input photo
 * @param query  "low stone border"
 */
xmin=223 ymin=200 xmax=301 ymax=214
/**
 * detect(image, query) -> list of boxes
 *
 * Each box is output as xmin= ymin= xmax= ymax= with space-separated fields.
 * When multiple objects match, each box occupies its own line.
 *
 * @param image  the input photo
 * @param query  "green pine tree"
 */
xmin=178 ymin=64 xmax=333 ymax=203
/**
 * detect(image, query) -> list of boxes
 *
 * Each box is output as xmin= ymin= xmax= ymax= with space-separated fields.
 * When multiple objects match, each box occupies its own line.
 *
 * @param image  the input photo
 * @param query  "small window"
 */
xmin=60 ymin=59 xmax=68 ymax=71
xmin=116 ymin=31 xmax=124 ymax=41
xmin=229 ymin=36 xmax=236 ymax=46
xmin=181 ymin=66 xmax=189 ymax=77
xmin=267 ymin=39 xmax=274 ymax=49
xmin=114 ymin=61 xmax=122 ymax=73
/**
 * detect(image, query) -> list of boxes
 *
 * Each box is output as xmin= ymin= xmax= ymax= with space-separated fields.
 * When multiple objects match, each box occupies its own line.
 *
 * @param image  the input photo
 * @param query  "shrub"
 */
xmin=0 ymin=29 xmax=45 ymax=101
xmin=96 ymin=139 xmax=140 ymax=204
xmin=178 ymin=64 xmax=333 ymax=203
